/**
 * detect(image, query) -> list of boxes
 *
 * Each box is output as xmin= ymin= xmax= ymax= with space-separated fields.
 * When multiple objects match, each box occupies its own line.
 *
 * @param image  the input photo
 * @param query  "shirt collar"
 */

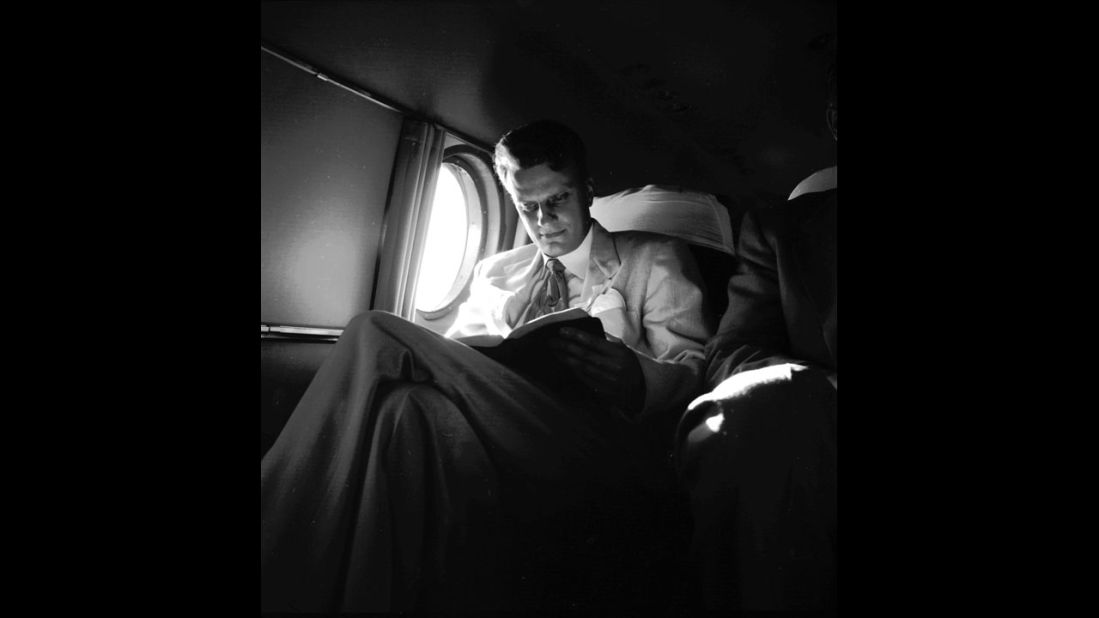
xmin=542 ymin=221 xmax=593 ymax=280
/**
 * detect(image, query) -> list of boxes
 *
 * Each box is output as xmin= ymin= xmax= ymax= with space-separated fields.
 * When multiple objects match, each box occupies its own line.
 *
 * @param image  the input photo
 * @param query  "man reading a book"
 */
xmin=261 ymin=119 xmax=714 ymax=612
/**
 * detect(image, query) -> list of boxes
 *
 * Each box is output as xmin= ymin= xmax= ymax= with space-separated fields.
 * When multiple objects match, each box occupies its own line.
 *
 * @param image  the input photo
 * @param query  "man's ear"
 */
xmin=585 ymin=178 xmax=595 ymax=205
xmin=826 ymin=105 xmax=837 ymax=142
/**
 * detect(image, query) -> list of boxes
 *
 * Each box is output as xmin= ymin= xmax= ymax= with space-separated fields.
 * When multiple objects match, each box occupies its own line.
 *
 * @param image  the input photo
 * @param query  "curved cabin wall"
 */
xmin=260 ymin=50 xmax=401 ymax=329
xmin=261 ymin=50 xmax=402 ymax=455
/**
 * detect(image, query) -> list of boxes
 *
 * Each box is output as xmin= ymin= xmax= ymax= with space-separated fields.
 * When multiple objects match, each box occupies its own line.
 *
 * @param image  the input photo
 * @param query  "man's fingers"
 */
xmin=547 ymin=342 xmax=620 ymax=387
xmin=550 ymin=344 xmax=617 ymax=383
xmin=558 ymin=329 xmax=633 ymax=365
xmin=548 ymin=331 xmax=644 ymax=414
xmin=547 ymin=338 xmax=620 ymax=373
xmin=558 ymin=327 xmax=612 ymax=352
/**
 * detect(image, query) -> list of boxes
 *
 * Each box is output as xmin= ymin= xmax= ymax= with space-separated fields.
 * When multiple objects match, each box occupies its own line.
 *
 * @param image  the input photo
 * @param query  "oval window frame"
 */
xmin=415 ymin=145 xmax=504 ymax=321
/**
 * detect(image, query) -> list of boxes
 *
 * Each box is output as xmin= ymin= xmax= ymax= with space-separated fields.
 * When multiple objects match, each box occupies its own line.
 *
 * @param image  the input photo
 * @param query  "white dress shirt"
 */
xmin=540 ymin=222 xmax=593 ymax=308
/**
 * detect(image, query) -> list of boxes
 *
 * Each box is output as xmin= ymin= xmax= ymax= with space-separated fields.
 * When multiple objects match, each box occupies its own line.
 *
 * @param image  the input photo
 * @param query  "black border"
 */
xmin=80 ymin=1 xmax=992 ymax=613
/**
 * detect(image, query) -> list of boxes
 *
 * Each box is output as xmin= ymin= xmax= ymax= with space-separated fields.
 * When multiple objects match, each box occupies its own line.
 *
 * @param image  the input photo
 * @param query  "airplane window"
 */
xmin=412 ymin=144 xmax=508 ymax=328
xmin=414 ymin=162 xmax=479 ymax=313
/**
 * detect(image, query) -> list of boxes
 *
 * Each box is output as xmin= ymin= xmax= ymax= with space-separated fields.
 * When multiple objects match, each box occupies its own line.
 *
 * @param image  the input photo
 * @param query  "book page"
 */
xmin=504 ymin=307 xmax=591 ymax=340
xmin=452 ymin=307 xmax=592 ymax=348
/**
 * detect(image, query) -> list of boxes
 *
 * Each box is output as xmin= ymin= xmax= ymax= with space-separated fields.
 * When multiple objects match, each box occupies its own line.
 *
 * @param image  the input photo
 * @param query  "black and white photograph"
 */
xmin=260 ymin=0 xmax=838 ymax=612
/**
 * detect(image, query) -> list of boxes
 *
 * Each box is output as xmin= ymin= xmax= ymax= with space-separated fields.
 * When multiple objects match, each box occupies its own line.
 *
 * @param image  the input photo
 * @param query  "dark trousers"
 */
xmin=676 ymin=363 xmax=837 ymax=611
xmin=261 ymin=311 xmax=682 ymax=612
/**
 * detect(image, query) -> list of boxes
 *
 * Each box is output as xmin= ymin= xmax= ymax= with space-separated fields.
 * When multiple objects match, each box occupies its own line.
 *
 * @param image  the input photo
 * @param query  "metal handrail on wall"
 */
xmin=261 ymin=324 xmax=343 ymax=343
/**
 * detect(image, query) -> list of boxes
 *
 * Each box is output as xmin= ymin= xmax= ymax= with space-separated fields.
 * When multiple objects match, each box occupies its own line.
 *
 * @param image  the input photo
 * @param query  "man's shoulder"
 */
xmin=475 ymin=241 xmax=538 ymax=273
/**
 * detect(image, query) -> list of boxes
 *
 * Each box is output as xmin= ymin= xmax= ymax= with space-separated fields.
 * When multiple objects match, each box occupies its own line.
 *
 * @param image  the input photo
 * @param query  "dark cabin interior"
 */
xmin=261 ymin=0 xmax=837 ymax=458
xmin=257 ymin=1 xmax=843 ymax=612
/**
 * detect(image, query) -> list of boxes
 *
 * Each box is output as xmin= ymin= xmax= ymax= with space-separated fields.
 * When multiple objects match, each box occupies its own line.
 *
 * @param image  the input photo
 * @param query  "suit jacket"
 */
xmin=447 ymin=220 xmax=714 ymax=418
xmin=706 ymin=189 xmax=837 ymax=387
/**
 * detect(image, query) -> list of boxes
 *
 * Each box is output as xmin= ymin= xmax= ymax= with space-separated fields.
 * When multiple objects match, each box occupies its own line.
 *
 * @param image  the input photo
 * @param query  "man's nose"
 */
xmin=537 ymin=205 xmax=555 ymax=225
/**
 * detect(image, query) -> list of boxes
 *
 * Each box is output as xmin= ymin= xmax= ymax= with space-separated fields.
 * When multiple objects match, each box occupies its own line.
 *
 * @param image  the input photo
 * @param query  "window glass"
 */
xmin=412 ymin=144 xmax=507 ymax=332
xmin=414 ymin=164 xmax=469 ymax=311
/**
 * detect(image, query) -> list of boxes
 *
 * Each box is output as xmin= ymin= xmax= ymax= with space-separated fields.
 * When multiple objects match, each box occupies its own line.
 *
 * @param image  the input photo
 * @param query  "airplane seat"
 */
xmin=590 ymin=184 xmax=741 ymax=323
xmin=697 ymin=193 xmax=747 ymax=319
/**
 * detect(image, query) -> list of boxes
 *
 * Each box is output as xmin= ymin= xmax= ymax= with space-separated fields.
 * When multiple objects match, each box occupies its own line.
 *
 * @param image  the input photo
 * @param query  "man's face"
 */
xmin=504 ymin=162 xmax=593 ymax=258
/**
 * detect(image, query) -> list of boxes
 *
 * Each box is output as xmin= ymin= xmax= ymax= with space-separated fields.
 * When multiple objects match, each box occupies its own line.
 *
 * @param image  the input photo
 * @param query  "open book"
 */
xmin=454 ymin=308 xmax=605 ymax=394
xmin=452 ymin=307 xmax=602 ymax=348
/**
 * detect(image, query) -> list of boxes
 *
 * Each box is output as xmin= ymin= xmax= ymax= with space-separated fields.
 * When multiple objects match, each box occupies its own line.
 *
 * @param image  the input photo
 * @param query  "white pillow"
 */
xmin=590 ymin=185 xmax=735 ymax=255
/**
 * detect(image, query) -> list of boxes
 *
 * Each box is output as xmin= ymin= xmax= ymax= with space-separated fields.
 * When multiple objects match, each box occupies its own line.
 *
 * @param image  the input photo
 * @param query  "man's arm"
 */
xmin=445 ymin=258 xmax=514 ymax=340
xmin=551 ymin=236 xmax=713 ymax=419
xmin=634 ymin=237 xmax=715 ymax=415
xmin=706 ymin=209 xmax=832 ymax=389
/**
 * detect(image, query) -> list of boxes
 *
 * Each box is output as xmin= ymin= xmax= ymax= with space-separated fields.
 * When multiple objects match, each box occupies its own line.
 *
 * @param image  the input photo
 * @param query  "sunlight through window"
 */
xmin=415 ymin=164 xmax=469 ymax=311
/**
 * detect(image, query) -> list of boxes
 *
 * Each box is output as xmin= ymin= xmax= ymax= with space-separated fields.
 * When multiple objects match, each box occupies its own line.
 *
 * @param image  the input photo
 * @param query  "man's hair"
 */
xmin=493 ymin=120 xmax=590 ymax=187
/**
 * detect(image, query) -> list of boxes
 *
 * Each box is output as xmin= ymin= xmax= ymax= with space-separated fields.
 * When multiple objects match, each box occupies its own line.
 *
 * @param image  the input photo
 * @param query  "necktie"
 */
xmin=522 ymin=258 xmax=570 ymax=323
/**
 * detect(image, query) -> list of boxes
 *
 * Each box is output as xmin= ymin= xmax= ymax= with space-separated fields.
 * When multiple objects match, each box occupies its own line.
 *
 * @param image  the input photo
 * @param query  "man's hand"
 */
xmin=548 ymin=327 xmax=646 ymax=418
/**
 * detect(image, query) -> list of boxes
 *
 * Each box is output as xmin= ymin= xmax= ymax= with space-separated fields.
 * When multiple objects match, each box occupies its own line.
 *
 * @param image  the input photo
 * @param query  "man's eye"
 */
xmin=520 ymin=203 xmax=538 ymax=213
xmin=552 ymin=192 xmax=569 ymax=204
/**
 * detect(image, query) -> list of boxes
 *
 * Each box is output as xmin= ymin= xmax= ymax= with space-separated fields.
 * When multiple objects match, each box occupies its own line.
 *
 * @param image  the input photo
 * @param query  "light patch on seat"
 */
xmin=705 ymin=412 xmax=725 ymax=433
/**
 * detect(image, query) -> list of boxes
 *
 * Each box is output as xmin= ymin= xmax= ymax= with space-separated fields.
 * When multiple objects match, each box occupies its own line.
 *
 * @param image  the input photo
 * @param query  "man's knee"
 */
xmin=703 ymin=363 xmax=832 ymax=427
xmin=345 ymin=310 xmax=404 ymax=337
xmin=376 ymin=382 xmax=450 ymax=429
xmin=343 ymin=311 xmax=440 ymax=355
xmin=679 ymin=364 xmax=834 ymax=483
xmin=682 ymin=364 xmax=800 ymax=450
